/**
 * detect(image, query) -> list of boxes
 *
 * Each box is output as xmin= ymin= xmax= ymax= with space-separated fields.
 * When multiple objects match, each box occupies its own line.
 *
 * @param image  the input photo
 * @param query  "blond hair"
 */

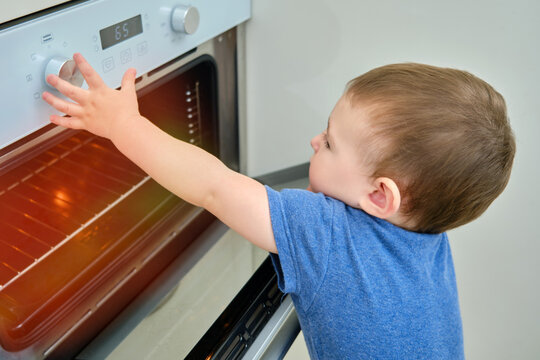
xmin=346 ymin=63 xmax=516 ymax=233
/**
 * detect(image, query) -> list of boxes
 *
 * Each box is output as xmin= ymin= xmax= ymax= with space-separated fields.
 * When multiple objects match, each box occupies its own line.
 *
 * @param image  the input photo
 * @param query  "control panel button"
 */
xmin=44 ymin=57 xmax=84 ymax=88
xmin=137 ymin=41 xmax=148 ymax=56
xmin=120 ymin=49 xmax=132 ymax=64
xmin=170 ymin=5 xmax=199 ymax=34
xmin=102 ymin=57 xmax=115 ymax=72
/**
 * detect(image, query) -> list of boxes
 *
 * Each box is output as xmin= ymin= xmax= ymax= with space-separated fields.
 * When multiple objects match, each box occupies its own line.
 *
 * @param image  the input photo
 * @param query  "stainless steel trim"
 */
xmin=242 ymin=295 xmax=301 ymax=360
xmin=0 ymin=126 xmax=66 ymax=170
xmin=214 ymin=28 xmax=240 ymax=171
xmin=236 ymin=23 xmax=248 ymax=175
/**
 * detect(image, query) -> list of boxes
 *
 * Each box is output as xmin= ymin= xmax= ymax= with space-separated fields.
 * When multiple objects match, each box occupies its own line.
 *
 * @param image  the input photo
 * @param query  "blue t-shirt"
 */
xmin=266 ymin=186 xmax=464 ymax=359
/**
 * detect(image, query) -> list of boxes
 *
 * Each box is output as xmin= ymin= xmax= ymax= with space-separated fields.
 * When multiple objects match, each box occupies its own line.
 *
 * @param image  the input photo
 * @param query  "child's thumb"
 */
xmin=121 ymin=68 xmax=137 ymax=93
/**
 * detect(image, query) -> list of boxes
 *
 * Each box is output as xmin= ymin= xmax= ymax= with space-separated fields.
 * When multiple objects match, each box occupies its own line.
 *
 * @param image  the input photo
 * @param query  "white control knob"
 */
xmin=44 ymin=57 xmax=84 ymax=88
xmin=171 ymin=5 xmax=200 ymax=34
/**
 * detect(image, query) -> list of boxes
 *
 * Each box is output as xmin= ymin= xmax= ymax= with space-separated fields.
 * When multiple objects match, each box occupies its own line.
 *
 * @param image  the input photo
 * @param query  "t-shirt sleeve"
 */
xmin=266 ymin=186 xmax=335 ymax=311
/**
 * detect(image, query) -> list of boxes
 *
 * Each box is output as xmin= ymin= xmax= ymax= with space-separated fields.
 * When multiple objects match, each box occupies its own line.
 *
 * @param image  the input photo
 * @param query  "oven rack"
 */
xmin=0 ymin=131 xmax=149 ymax=289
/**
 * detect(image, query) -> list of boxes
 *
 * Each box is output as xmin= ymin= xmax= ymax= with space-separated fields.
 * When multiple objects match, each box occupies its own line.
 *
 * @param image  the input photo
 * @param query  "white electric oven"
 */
xmin=0 ymin=1 xmax=300 ymax=359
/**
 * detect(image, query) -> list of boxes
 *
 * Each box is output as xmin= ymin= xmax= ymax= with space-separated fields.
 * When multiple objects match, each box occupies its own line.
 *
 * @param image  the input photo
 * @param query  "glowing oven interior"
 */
xmin=0 ymin=58 xmax=218 ymax=354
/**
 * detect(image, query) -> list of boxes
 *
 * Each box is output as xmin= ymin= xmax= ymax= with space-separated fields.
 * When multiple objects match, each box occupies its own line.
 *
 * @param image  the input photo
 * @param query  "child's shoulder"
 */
xmin=267 ymin=186 xmax=351 ymax=210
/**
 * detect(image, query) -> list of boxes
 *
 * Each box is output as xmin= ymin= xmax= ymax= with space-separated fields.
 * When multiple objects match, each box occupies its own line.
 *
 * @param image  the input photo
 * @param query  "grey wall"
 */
xmin=243 ymin=0 xmax=540 ymax=358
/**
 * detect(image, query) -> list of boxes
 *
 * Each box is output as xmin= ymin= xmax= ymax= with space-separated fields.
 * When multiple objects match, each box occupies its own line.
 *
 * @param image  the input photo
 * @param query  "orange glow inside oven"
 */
xmin=0 ymin=130 xmax=158 ymax=351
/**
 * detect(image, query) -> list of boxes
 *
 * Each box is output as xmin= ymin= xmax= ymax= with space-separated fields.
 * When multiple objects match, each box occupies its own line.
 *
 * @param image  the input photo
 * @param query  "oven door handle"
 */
xmin=242 ymin=295 xmax=301 ymax=360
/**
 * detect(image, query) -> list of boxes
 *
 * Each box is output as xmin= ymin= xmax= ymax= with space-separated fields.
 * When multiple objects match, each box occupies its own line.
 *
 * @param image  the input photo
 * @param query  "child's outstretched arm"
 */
xmin=42 ymin=53 xmax=277 ymax=253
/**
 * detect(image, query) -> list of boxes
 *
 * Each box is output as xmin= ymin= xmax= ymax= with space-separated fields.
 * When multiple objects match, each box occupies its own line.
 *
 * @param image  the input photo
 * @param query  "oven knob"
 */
xmin=44 ymin=57 xmax=84 ymax=88
xmin=171 ymin=5 xmax=200 ymax=34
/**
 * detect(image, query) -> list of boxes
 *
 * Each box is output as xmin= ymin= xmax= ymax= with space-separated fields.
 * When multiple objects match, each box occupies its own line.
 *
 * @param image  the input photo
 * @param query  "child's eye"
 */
xmin=322 ymin=132 xmax=330 ymax=149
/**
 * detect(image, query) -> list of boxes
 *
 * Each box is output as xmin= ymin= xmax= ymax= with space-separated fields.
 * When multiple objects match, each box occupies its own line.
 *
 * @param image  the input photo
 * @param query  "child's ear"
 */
xmin=359 ymin=177 xmax=401 ymax=219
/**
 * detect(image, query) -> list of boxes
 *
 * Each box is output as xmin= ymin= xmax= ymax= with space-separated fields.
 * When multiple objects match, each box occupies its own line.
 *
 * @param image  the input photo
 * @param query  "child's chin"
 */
xmin=306 ymin=184 xmax=313 ymax=192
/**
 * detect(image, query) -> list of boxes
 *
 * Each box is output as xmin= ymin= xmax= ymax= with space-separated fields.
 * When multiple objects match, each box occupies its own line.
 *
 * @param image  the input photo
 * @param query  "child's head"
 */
xmin=309 ymin=63 xmax=515 ymax=233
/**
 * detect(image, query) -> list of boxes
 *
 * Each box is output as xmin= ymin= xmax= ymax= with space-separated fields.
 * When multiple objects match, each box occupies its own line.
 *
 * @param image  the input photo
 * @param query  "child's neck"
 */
xmin=384 ymin=212 xmax=417 ymax=232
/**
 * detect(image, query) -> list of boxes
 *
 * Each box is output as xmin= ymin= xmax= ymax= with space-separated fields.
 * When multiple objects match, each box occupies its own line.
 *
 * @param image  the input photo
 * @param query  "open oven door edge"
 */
xmin=242 ymin=295 xmax=300 ymax=360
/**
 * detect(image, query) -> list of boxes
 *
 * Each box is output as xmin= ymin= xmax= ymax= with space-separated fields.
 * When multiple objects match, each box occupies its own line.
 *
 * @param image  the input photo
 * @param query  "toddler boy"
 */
xmin=42 ymin=55 xmax=515 ymax=359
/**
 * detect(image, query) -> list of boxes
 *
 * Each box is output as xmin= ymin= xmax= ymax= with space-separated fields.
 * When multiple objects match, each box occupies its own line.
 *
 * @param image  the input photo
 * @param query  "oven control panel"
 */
xmin=0 ymin=0 xmax=250 ymax=149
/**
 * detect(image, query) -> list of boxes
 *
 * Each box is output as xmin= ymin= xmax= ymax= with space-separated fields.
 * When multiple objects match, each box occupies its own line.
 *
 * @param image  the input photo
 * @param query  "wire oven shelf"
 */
xmin=0 ymin=132 xmax=149 ymax=289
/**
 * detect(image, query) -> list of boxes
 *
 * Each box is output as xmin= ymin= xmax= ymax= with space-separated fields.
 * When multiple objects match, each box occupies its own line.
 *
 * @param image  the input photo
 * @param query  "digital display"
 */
xmin=99 ymin=15 xmax=143 ymax=50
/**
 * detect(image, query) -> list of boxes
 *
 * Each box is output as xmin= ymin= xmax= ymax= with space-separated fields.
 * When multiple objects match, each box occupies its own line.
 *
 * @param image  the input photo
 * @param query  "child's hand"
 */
xmin=42 ymin=53 xmax=140 ymax=141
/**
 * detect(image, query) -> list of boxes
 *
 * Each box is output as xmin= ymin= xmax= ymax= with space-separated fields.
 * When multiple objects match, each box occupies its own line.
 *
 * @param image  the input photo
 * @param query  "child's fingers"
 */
xmin=45 ymin=74 xmax=87 ymax=104
xmin=73 ymin=53 xmax=106 ymax=89
xmin=42 ymin=91 xmax=83 ymax=117
xmin=49 ymin=114 xmax=86 ymax=130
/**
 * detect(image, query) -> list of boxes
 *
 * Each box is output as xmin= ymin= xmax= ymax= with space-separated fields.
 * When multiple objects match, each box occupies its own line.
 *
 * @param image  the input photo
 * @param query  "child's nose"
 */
xmin=311 ymin=134 xmax=320 ymax=152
